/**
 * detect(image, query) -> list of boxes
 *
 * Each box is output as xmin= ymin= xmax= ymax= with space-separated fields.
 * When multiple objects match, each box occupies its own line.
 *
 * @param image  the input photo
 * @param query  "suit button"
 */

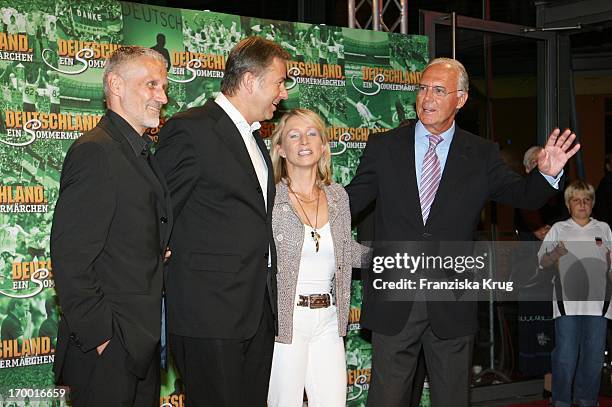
xmin=70 ymin=333 xmax=82 ymax=347
xmin=256 ymin=186 xmax=262 ymax=193
xmin=160 ymin=216 xmax=168 ymax=224
xmin=422 ymin=233 xmax=432 ymax=239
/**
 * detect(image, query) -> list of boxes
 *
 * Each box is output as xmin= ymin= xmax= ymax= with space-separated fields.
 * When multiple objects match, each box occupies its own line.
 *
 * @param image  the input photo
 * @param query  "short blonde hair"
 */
xmin=564 ymin=179 xmax=595 ymax=208
xmin=270 ymin=108 xmax=332 ymax=186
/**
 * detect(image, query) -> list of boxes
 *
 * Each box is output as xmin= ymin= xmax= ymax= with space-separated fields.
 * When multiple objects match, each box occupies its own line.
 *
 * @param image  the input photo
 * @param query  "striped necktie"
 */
xmin=419 ymin=134 xmax=443 ymax=224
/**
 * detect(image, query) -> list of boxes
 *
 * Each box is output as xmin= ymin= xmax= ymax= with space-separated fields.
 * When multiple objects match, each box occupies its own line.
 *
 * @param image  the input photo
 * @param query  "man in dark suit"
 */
xmin=155 ymin=36 xmax=290 ymax=406
xmin=346 ymin=57 xmax=580 ymax=406
xmin=594 ymin=153 xmax=612 ymax=225
xmin=51 ymin=46 xmax=172 ymax=406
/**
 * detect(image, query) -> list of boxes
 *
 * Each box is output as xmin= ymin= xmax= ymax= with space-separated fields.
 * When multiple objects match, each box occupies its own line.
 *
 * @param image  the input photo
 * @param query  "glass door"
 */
xmin=420 ymin=10 xmax=560 ymax=401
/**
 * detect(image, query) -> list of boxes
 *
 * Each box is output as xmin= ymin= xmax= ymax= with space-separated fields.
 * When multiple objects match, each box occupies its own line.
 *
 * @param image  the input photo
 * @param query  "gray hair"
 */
xmin=103 ymin=46 xmax=167 ymax=96
xmin=424 ymin=57 xmax=469 ymax=93
xmin=523 ymin=146 xmax=542 ymax=173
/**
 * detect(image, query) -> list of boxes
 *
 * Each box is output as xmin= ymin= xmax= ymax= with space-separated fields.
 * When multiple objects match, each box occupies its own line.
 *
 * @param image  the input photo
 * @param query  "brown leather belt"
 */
xmin=297 ymin=293 xmax=332 ymax=309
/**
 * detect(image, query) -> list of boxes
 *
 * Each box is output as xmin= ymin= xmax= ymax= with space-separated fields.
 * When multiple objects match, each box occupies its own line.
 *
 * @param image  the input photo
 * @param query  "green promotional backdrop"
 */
xmin=0 ymin=1 xmax=428 ymax=405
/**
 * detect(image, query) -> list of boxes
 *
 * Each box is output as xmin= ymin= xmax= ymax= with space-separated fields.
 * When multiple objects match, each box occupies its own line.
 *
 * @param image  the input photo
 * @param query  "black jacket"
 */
xmin=51 ymin=114 xmax=172 ymax=379
xmin=347 ymin=124 xmax=559 ymax=338
xmin=155 ymin=100 xmax=278 ymax=339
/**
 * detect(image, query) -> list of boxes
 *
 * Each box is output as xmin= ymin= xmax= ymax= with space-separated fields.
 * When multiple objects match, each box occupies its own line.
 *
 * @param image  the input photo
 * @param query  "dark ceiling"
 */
xmin=133 ymin=0 xmax=601 ymax=28
xmin=136 ymin=0 xmax=611 ymax=72
xmin=137 ymin=0 xmax=611 ymax=54
xmin=135 ymin=0 xmax=541 ymax=28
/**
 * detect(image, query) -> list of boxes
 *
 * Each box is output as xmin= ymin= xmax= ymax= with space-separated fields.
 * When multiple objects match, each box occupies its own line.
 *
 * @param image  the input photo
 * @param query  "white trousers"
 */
xmin=268 ymin=304 xmax=347 ymax=407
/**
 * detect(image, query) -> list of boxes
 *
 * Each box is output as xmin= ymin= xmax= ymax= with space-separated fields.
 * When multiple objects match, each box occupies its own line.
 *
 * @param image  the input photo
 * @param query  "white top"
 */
xmin=296 ymin=223 xmax=336 ymax=296
xmin=46 ymin=83 xmax=60 ymax=105
xmin=22 ymin=82 xmax=37 ymax=104
xmin=538 ymin=218 xmax=612 ymax=319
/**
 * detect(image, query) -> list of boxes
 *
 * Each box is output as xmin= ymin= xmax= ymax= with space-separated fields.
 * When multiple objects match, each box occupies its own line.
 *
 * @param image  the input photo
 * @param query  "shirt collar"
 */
xmin=107 ymin=110 xmax=149 ymax=156
xmin=215 ymin=93 xmax=261 ymax=133
xmin=569 ymin=217 xmax=593 ymax=228
xmin=415 ymin=120 xmax=455 ymax=145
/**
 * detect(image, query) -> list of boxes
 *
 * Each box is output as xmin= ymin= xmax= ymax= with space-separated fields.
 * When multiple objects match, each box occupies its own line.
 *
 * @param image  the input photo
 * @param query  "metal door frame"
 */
xmin=420 ymin=10 xmax=558 ymax=144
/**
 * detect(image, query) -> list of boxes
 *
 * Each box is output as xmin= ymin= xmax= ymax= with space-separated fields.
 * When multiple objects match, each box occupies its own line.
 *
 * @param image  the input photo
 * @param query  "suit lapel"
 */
xmin=389 ymin=125 xmax=424 ymax=228
xmin=427 ymin=127 xmax=471 ymax=224
xmin=209 ymin=102 xmax=262 ymax=188
xmin=99 ymin=117 xmax=165 ymax=203
xmin=252 ymin=128 xmax=275 ymax=214
xmin=98 ymin=116 xmax=172 ymax=249
xmin=208 ymin=101 xmax=267 ymax=215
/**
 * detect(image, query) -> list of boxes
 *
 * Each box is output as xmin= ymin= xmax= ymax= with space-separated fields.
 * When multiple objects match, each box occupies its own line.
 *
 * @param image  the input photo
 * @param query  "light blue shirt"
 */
xmin=414 ymin=120 xmax=562 ymax=192
xmin=415 ymin=120 xmax=455 ymax=191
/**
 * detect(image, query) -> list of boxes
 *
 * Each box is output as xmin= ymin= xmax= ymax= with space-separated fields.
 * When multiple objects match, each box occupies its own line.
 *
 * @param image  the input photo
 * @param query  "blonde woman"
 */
xmin=268 ymin=108 xmax=368 ymax=406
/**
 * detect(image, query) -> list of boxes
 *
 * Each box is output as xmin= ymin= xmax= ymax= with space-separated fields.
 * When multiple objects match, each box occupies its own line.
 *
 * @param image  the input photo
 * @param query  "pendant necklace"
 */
xmin=288 ymin=184 xmax=321 ymax=252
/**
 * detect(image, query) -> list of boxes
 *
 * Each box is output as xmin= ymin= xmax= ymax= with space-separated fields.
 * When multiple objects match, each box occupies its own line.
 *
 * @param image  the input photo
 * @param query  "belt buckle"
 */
xmin=297 ymin=295 xmax=309 ymax=307
xmin=308 ymin=294 xmax=329 ymax=309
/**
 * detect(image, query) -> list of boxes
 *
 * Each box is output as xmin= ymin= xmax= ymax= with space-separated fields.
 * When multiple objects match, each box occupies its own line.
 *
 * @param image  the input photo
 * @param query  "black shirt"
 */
xmin=107 ymin=110 xmax=152 ymax=157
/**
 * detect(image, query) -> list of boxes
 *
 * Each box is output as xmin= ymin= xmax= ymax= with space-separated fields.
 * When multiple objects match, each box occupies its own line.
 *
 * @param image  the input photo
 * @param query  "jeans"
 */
xmin=552 ymin=315 xmax=607 ymax=407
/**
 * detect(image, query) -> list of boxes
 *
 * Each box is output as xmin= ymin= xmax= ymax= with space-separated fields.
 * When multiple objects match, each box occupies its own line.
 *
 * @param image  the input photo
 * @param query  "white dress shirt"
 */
xmin=215 ymin=92 xmax=268 ymax=209
xmin=215 ymin=93 xmax=271 ymax=266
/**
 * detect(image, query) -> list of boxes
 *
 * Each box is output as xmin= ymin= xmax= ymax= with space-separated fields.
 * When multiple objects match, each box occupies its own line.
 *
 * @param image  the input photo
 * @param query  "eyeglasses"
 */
xmin=417 ymin=84 xmax=464 ymax=98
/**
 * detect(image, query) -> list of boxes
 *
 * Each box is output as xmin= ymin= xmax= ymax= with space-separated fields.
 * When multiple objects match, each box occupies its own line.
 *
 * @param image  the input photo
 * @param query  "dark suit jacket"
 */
xmin=155 ymin=100 xmax=277 ymax=340
xmin=595 ymin=171 xmax=612 ymax=225
xmin=346 ymin=124 xmax=559 ymax=338
xmin=51 ymin=114 xmax=173 ymax=379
